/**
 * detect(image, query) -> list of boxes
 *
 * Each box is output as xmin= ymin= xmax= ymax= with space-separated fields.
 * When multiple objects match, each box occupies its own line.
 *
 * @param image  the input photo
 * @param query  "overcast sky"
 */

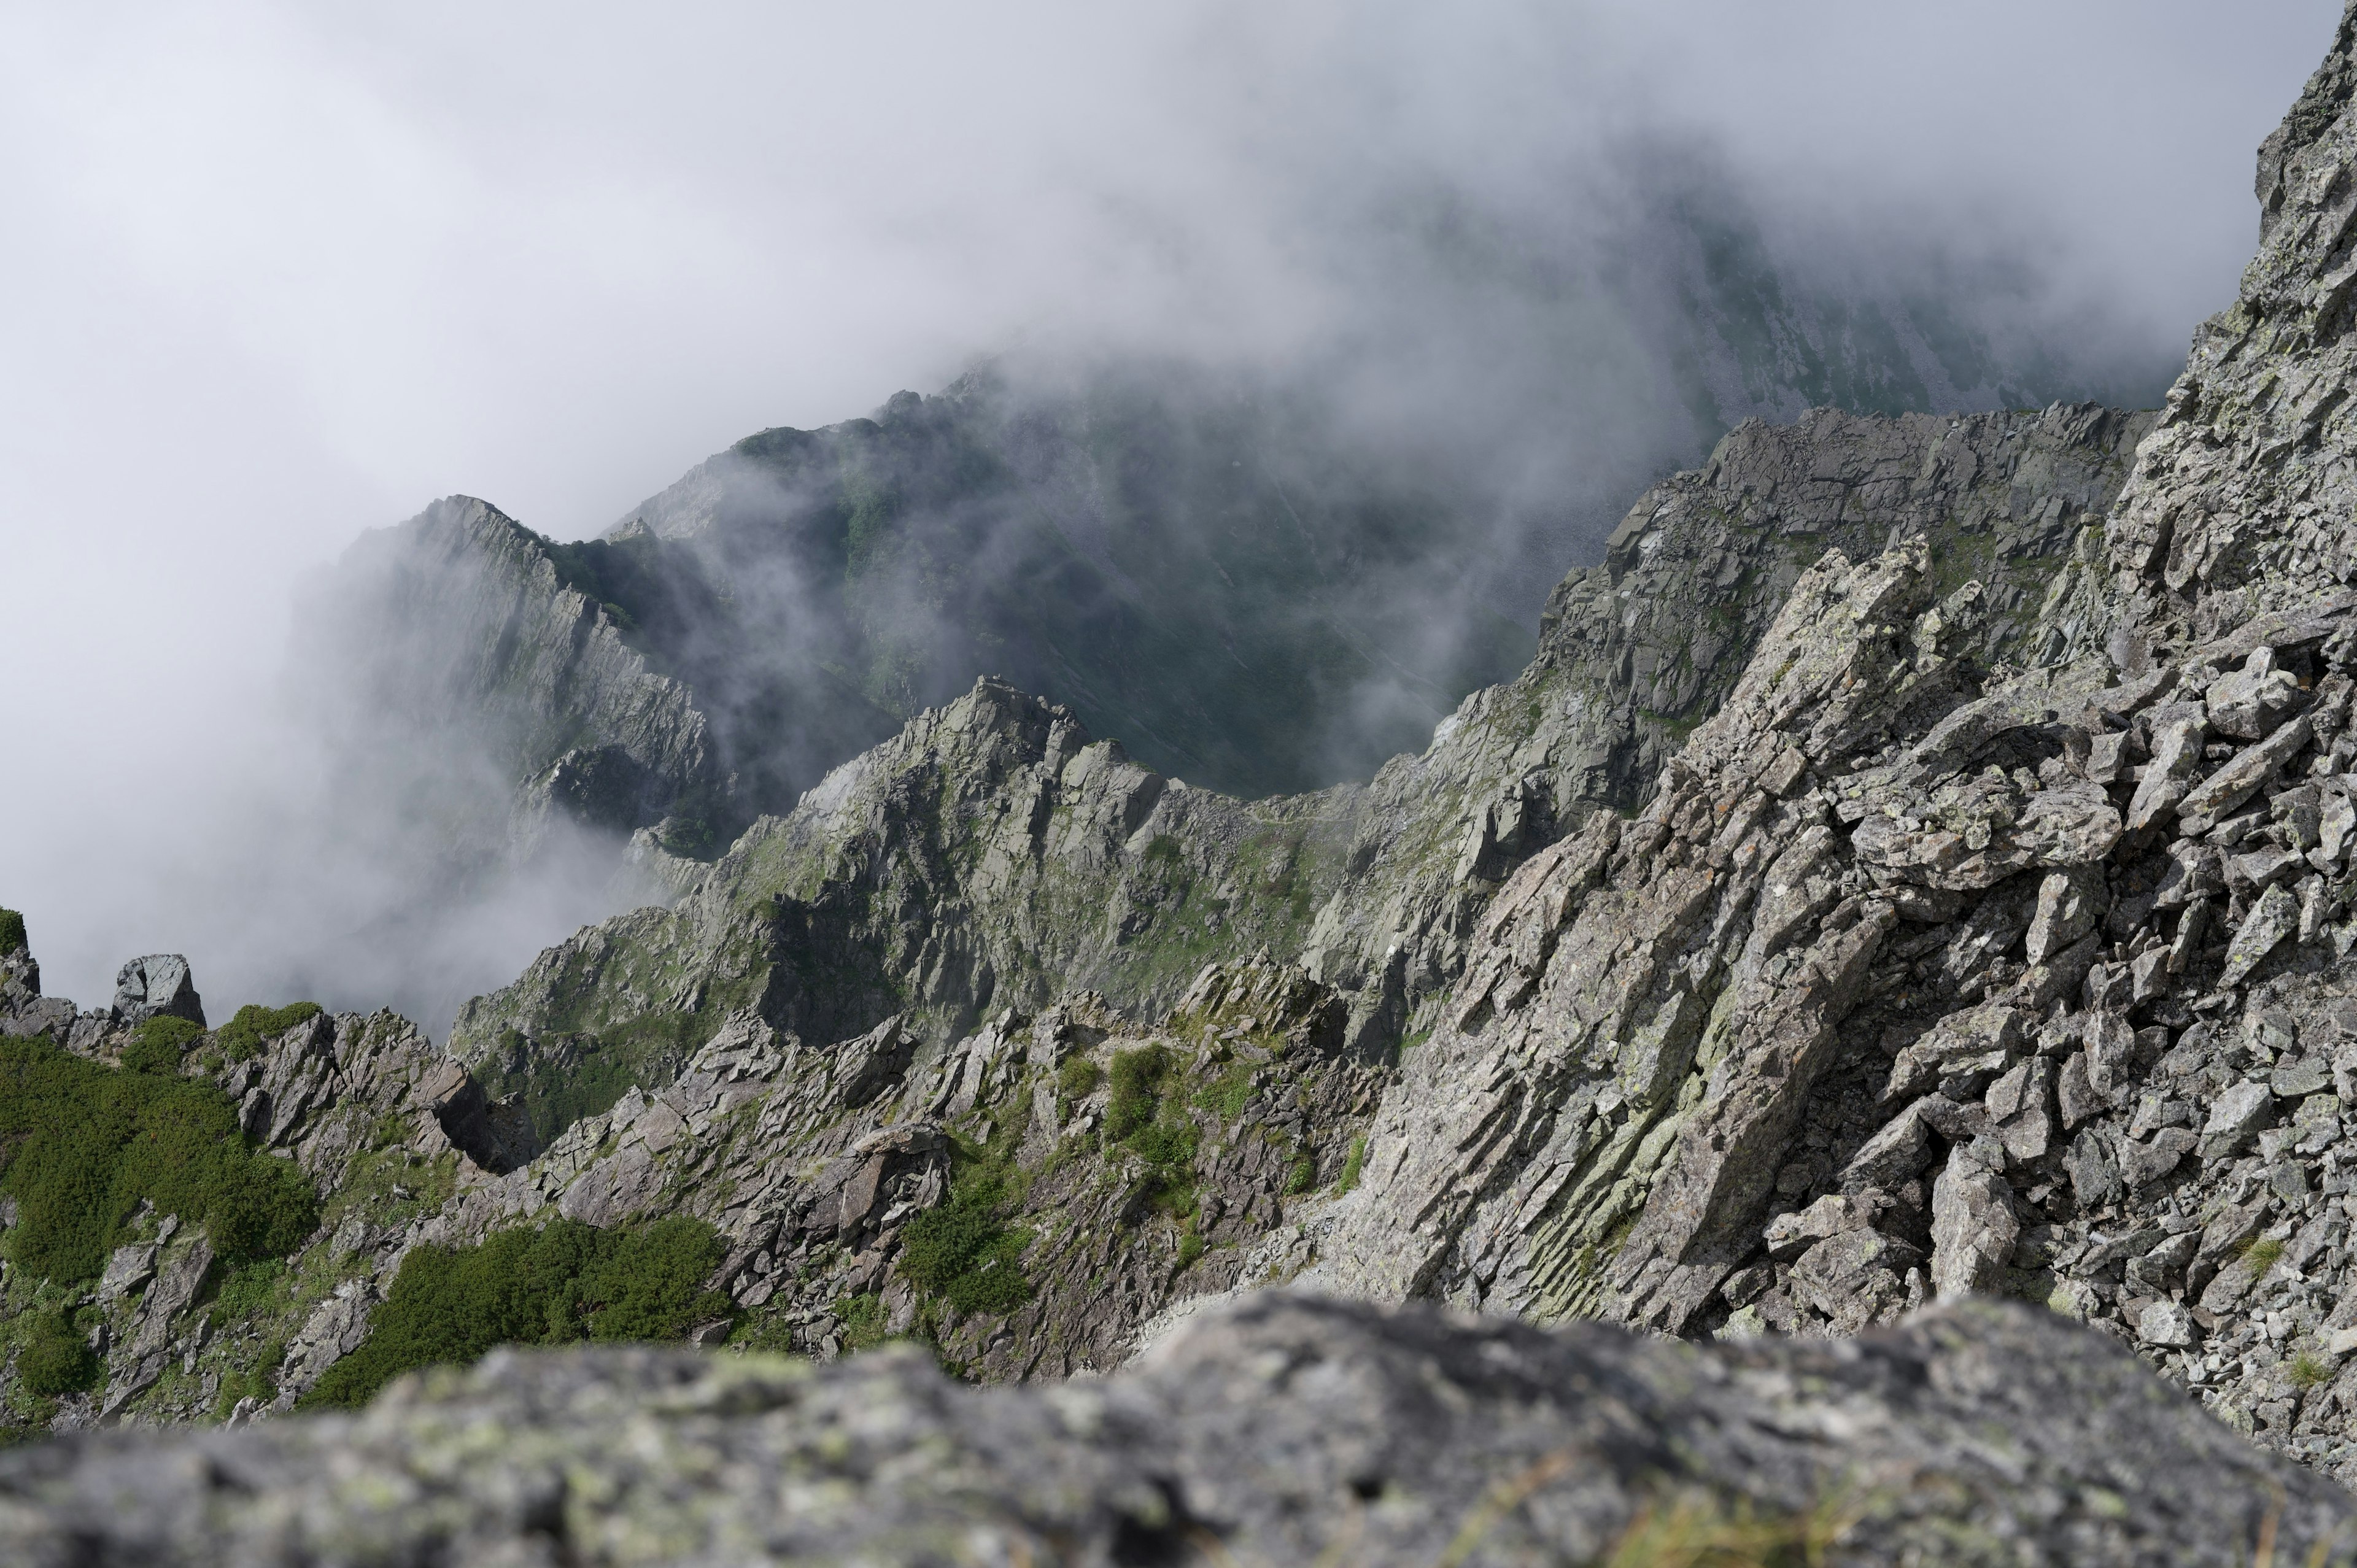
xmin=0 ymin=0 xmax=2341 ymax=1010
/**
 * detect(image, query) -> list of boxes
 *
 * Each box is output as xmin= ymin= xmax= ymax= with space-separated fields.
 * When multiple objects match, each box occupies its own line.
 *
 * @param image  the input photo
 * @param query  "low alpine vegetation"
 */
xmin=121 ymin=1016 xmax=203 ymax=1075
xmin=0 ymin=1033 xmax=319 ymax=1285
xmin=300 ymin=1216 xmax=730 ymax=1410
xmin=216 ymin=1002 xmax=324 ymax=1063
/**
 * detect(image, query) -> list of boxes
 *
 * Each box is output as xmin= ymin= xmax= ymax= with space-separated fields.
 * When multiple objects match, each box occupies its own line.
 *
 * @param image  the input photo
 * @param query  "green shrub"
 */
xmin=0 ymin=909 xmax=25 ymax=956
xmin=1175 ymin=1232 xmax=1205 ymax=1272
xmin=900 ymin=1171 xmax=1032 ymax=1316
xmin=216 ymin=1002 xmax=324 ymax=1064
xmin=299 ymin=1216 xmax=729 ymax=1411
xmin=15 ymin=1311 xmax=97 ymax=1397
xmin=204 ymin=1259 xmax=288 ymax=1334
xmin=0 ymin=1033 xmax=319 ymax=1283
xmin=1286 ymin=1153 xmax=1316 ymax=1194
xmin=835 ymin=1292 xmax=886 ymax=1351
xmin=1056 ymin=1056 xmax=1103 ymax=1101
xmin=2242 ymin=1236 xmax=2287 ymax=1275
xmin=122 ymin=1016 xmax=203 ymax=1075
xmin=1336 ymin=1135 xmax=1367 ymax=1195
xmin=1104 ymin=1045 xmax=1167 ymax=1143
xmin=1129 ymin=1119 xmax=1198 ymax=1172
xmin=657 ymin=816 xmax=718 ymax=859
xmin=2291 ymin=1351 xmax=2335 ymax=1390
xmin=1142 ymin=835 xmax=1183 ymax=868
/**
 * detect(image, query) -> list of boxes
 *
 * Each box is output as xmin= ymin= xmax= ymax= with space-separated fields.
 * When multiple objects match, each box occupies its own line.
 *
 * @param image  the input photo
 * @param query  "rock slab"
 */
xmin=0 ymin=1294 xmax=2344 ymax=1567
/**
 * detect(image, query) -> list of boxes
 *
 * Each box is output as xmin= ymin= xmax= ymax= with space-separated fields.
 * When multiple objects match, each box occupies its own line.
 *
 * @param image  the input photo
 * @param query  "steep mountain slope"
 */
xmin=299 ymin=177 xmax=2169 ymax=900
xmin=1287 ymin=0 xmax=2357 ymax=1476
xmin=29 ymin=11 xmax=2357 ymax=1512
xmin=445 ymin=402 xmax=2151 ymax=1157
xmin=0 ymin=387 xmax=2154 ymax=1435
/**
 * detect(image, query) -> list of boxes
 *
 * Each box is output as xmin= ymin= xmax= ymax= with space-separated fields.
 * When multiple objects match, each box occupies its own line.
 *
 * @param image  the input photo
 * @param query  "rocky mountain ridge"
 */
xmin=6 ymin=6 xmax=2357 ymax=1558
xmin=0 ymin=396 xmax=2174 ymax=1437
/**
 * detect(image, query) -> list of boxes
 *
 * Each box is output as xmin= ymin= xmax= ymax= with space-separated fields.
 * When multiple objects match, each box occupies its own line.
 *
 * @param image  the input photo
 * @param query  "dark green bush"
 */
xmin=899 ymin=1171 xmax=1032 ymax=1316
xmin=835 ymin=1292 xmax=886 ymax=1351
xmin=1056 ymin=1055 xmax=1102 ymax=1101
xmin=217 ymin=1002 xmax=323 ymax=1063
xmin=1104 ymin=1045 xmax=1167 ymax=1143
xmin=0 ymin=1033 xmax=320 ymax=1283
xmin=122 ymin=1016 xmax=203 ymax=1075
xmin=1129 ymin=1119 xmax=1198 ymax=1171
xmin=15 ymin=1311 xmax=98 ymax=1397
xmin=298 ymin=1216 xmax=729 ymax=1411
xmin=0 ymin=909 xmax=25 ymax=956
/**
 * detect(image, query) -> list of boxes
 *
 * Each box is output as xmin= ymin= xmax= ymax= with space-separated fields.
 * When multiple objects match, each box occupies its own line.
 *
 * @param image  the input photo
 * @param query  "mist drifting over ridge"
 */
xmin=0 ymin=0 xmax=2338 ymax=1033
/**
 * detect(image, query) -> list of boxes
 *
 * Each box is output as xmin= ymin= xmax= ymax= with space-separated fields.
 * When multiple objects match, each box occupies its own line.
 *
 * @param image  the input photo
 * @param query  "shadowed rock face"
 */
xmin=0 ymin=1294 xmax=2343 ymax=1567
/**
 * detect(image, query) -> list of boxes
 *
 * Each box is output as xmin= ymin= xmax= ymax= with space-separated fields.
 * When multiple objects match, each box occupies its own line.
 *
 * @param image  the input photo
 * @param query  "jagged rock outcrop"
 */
xmin=449 ymin=400 xmax=2155 ymax=1151
xmin=0 ymin=1295 xmax=2345 ymax=1566
xmin=1535 ymin=401 xmax=2154 ymax=802
xmin=371 ymin=944 xmax=1373 ymax=1381
xmin=310 ymin=495 xmax=734 ymax=855
xmin=0 ymin=943 xmax=513 ymax=1429
xmin=1261 ymin=0 xmax=2357 ymax=1480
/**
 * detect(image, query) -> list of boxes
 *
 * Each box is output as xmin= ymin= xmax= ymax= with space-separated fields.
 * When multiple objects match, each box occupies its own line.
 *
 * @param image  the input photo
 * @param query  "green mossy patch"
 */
xmin=300 ymin=1216 xmax=730 ymax=1411
xmin=1099 ymin=1043 xmax=1201 ymax=1218
xmin=1056 ymin=1056 xmax=1103 ymax=1102
xmin=902 ymin=1116 xmax=1035 ymax=1320
xmin=15 ymin=1310 xmax=98 ymax=1398
xmin=216 ymin=1003 xmax=323 ymax=1064
xmin=0 ymin=1034 xmax=319 ymax=1285
xmin=834 ymin=1292 xmax=887 ymax=1351
xmin=122 ymin=1016 xmax=203 ymax=1076
xmin=0 ymin=909 xmax=25 ymax=956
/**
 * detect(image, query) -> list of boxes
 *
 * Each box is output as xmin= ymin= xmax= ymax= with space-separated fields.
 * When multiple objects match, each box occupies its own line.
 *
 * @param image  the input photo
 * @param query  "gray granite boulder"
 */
xmin=109 ymin=954 xmax=203 ymax=1029
xmin=0 ymin=1294 xmax=2345 ymax=1567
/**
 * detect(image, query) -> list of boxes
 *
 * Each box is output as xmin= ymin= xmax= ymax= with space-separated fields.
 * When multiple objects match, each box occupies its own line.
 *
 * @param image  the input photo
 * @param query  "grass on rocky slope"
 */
xmin=0 ymin=1033 xmax=319 ymax=1285
xmin=215 ymin=1002 xmax=323 ymax=1064
xmin=299 ymin=1216 xmax=730 ymax=1410
xmin=902 ymin=1114 xmax=1036 ymax=1319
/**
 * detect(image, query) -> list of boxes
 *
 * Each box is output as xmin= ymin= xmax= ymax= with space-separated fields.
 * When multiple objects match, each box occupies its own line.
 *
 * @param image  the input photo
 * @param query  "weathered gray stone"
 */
xmin=1984 ymin=1056 xmax=2056 ymax=1163
xmin=95 ymin=1243 xmax=157 ymax=1305
xmin=2180 ymin=716 xmax=2315 ymax=827
xmin=1840 ymin=1100 xmax=1940 ymax=1191
xmin=1884 ymin=1003 xmax=2025 ymax=1105
xmin=1761 ymin=1193 xmax=1857 ymax=1261
xmin=2222 ymin=883 xmax=2303 ymax=989
xmin=2202 ymin=1079 xmax=2277 ymax=1159
xmin=110 ymin=954 xmax=204 ymax=1030
xmin=3 ymin=1295 xmax=2348 ymax=1567
xmin=2138 ymin=1297 xmax=2199 ymax=1349
xmin=1929 ymin=1145 xmax=2018 ymax=1300
xmin=2127 ymin=715 xmax=2208 ymax=831
xmin=2025 ymin=866 xmax=2106 ymax=965
xmin=2206 ymin=647 xmax=2307 ymax=740
xmin=1787 ymin=1229 xmax=1919 ymax=1332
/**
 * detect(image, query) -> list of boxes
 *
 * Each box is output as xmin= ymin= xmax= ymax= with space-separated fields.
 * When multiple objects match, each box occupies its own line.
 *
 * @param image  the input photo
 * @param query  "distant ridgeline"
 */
xmin=307 ymin=185 xmax=2165 ymax=876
